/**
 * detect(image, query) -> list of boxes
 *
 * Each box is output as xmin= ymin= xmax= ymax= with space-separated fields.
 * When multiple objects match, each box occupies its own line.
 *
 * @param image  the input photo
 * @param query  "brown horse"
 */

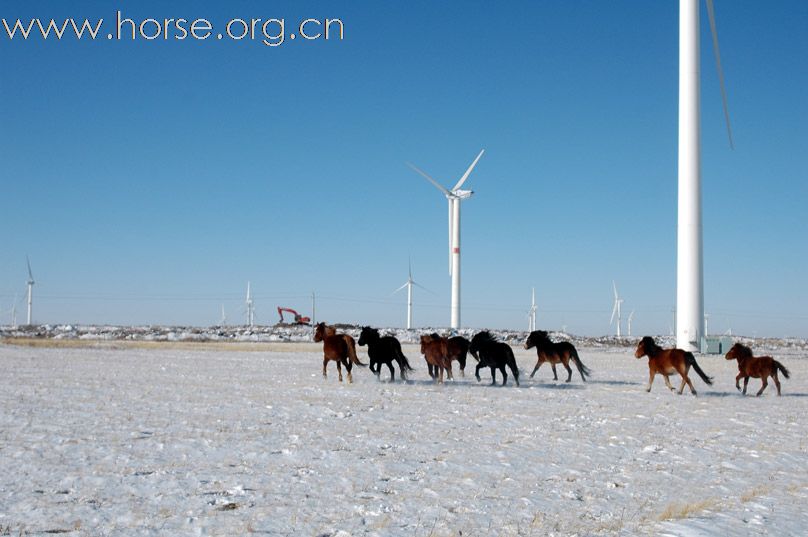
xmin=419 ymin=334 xmax=453 ymax=383
xmin=725 ymin=343 xmax=790 ymax=396
xmin=634 ymin=336 xmax=713 ymax=395
xmin=314 ymin=322 xmax=365 ymax=382
xmin=524 ymin=330 xmax=591 ymax=382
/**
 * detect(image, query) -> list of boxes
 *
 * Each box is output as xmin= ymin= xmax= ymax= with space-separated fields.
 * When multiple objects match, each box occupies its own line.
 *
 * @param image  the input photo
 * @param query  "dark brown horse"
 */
xmin=421 ymin=334 xmax=471 ymax=378
xmin=314 ymin=322 xmax=365 ymax=382
xmin=634 ymin=336 xmax=712 ymax=395
xmin=725 ymin=343 xmax=790 ymax=396
xmin=358 ymin=326 xmax=414 ymax=382
xmin=469 ymin=331 xmax=519 ymax=386
xmin=419 ymin=334 xmax=453 ymax=383
xmin=524 ymin=330 xmax=591 ymax=382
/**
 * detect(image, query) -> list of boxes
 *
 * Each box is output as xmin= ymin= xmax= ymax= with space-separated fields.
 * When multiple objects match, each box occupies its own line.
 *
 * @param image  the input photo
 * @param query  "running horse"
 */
xmin=634 ymin=336 xmax=712 ymax=395
xmin=313 ymin=322 xmax=365 ymax=382
xmin=419 ymin=334 xmax=453 ymax=383
xmin=469 ymin=331 xmax=520 ymax=386
xmin=421 ymin=334 xmax=471 ymax=378
xmin=358 ymin=326 xmax=414 ymax=382
xmin=524 ymin=330 xmax=591 ymax=382
xmin=725 ymin=342 xmax=790 ymax=396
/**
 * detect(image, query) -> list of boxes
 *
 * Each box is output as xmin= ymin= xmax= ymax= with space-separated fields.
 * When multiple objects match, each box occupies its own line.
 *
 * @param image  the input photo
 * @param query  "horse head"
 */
xmin=358 ymin=326 xmax=379 ymax=346
xmin=524 ymin=330 xmax=549 ymax=350
xmin=313 ymin=322 xmax=327 ymax=342
xmin=725 ymin=342 xmax=751 ymax=361
xmin=635 ymin=336 xmax=657 ymax=358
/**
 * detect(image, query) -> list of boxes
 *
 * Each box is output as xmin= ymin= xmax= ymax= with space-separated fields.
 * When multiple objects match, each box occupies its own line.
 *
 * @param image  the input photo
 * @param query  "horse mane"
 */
xmin=429 ymin=333 xmax=443 ymax=341
xmin=472 ymin=331 xmax=498 ymax=344
xmin=729 ymin=342 xmax=753 ymax=359
xmin=362 ymin=326 xmax=379 ymax=337
xmin=639 ymin=336 xmax=661 ymax=353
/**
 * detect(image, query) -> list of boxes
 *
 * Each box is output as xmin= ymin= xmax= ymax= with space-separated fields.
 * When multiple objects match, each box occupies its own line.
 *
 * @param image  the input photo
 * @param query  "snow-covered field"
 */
xmin=2 ymin=342 xmax=807 ymax=536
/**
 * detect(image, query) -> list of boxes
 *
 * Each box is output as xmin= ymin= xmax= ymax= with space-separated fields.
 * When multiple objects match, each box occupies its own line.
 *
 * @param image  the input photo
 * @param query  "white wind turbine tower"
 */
xmin=627 ymin=310 xmax=635 ymax=337
xmin=245 ymin=282 xmax=255 ymax=327
xmin=25 ymin=256 xmax=35 ymax=326
xmin=677 ymin=0 xmax=734 ymax=352
xmin=408 ymin=149 xmax=484 ymax=330
xmin=528 ymin=287 xmax=537 ymax=332
xmin=610 ymin=281 xmax=624 ymax=337
xmin=220 ymin=304 xmax=227 ymax=326
xmin=393 ymin=259 xmax=428 ymax=330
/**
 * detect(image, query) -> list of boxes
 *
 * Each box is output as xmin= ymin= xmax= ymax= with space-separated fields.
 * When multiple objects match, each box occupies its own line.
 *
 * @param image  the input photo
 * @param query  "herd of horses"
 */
xmin=313 ymin=322 xmax=791 ymax=396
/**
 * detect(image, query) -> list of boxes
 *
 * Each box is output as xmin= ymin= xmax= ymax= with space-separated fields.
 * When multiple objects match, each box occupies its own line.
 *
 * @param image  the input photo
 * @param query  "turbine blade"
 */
xmin=412 ymin=281 xmax=435 ymax=295
xmin=407 ymin=162 xmax=451 ymax=196
xmin=706 ymin=0 xmax=735 ymax=149
xmin=408 ymin=256 xmax=412 ymax=279
xmin=610 ymin=302 xmax=618 ymax=325
xmin=612 ymin=280 xmax=618 ymax=300
xmin=392 ymin=282 xmax=409 ymax=295
xmin=26 ymin=256 xmax=33 ymax=281
xmin=451 ymin=149 xmax=485 ymax=192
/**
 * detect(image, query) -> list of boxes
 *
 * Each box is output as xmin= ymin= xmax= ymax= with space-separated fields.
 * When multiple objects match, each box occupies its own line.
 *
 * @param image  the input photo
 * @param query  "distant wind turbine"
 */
xmin=220 ymin=304 xmax=227 ymax=326
xmin=25 ymin=256 xmax=34 ymax=326
xmin=527 ymin=287 xmax=537 ymax=332
xmin=627 ymin=310 xmax=635 ymax=337
xmin=245 ymin=282 xmax=255 ymax=327
xmin=408 ymin=149 xmax=484 ymax=330
xmin=676 ymin=0 xmax=734 ymax=352
xmin=393 ymin=259 xmax=428 ymax=330
xmin=610 ymin=281 xmax=624 ymax=337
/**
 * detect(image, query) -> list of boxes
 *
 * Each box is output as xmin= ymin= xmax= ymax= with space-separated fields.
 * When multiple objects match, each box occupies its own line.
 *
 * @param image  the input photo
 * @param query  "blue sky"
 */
xmin=1 ymin=1 xmax=806 ymax=336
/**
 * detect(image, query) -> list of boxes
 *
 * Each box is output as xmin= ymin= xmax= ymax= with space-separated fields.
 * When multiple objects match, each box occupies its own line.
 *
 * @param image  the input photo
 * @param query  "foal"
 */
xmin=634 ymin=336 xmax=713 ymax=395
xmin=725 ymin=343 xmax=790 ymax=396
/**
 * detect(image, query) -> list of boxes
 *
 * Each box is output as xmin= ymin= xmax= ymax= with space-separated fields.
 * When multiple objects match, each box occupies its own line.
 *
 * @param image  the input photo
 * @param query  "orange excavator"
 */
xmin=277 ymin=307 xmax=311 ymax=325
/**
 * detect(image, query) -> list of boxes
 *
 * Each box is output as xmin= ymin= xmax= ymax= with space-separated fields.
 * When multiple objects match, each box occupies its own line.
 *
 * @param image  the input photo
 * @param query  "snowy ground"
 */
xmin=1 ymin=342 xmax=807 ymax=536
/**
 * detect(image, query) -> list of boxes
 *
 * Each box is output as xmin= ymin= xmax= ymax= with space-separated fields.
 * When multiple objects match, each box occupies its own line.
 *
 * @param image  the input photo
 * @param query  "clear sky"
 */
xmin=1 ymin=1 xmax=806 ymax=337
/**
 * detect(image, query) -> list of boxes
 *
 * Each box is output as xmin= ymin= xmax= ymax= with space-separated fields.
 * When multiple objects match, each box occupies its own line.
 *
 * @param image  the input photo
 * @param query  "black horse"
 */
xmin=524 ymin=330 xmax=591 ymax=382
xmin=358 ymin=326 xmax=414 ymax=382
xmin=469 ymin=331 xmax=520 ymax=386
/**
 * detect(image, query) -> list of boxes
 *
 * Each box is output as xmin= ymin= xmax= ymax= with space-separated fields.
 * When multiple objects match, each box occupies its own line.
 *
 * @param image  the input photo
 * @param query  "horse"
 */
xmin=725 ymin=342 xmax=790 ymax=396
xmin=421 ymin=334 xmax=471 ymax=378
xmin=448 ymin=336 xmax=471 ymax=376
xmin=419 ymin=334 xmax=453 ymax=383
xmin=357 ymin=326 xmax=414 ymax=382
xmin=313 ymin=322 xmax=365 ymax=382
xmin=634 ymin=336 xmax=712 ymax=395
xmin=469 ymin=331 xmax=520 ymax=386
xmin=524 ymin=330 xmax=591 ymax=382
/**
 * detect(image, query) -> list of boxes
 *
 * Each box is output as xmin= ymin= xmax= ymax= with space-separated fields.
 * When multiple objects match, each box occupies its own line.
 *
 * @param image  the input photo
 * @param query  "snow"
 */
xmin=1 ymin=342 xmax=807 ymax=536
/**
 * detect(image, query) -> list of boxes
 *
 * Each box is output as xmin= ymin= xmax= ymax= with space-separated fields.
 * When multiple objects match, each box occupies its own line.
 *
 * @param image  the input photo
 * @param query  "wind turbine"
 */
xmin=408 ymin=149 xmax=484 ymax=329
xmin=393 ymin=259 xmax=428 ymax=330
xmin=220 ymin=304 xmax=227 ymax=326
xmin=610 ymin=281 xmax=623 ymax=337
xmin=245 ymin=282 xmax=255 ymax=327
xmin=627 ymin=310 xmax=635 ymax=337
xmin=25 ymin=256 xmax=34 ymax=326
xmin=527 ymin=287 xmax=537 ymax=332
xmin=677 ymin=0 xmax=734 ymax=352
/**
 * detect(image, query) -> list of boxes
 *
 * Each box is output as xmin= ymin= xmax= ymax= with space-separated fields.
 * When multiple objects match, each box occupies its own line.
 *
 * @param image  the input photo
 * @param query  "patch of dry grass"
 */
xmin=657 ymin=497 xmax=722 ymax=521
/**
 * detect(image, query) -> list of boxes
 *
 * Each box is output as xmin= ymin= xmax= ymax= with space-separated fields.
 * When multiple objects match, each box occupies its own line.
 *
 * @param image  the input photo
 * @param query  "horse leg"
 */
xmin=447 ymin=362 xmax=454 ymax=381
xmin=647 ymin=370 xmax=655 ymax=392
xmin=683 ymin=374 xmax=697 ymax=396
xmin=346 ymin=359 xmax=354 ymax=384
xmin=459 ymin=356 xmax=466 ymax=377
xmin=490 ymin=367 xmax=497 ymax=386
xmin=756 ymin=377 xmax=768 ymax=397
xmin=323 ymin=358 xmax=328 ymax=379
xmin=773 ymin=371 xmax=782 ymax=396
xmin=336 ymin=360 xmax=343 ymax=382
xmin=551 ymin=363 xmax=558 ymax=381
xmin=563 ymin=361 xmax=573 ymax=383
xmin=735 ymin=372 xmax=743 ymax=392
xmin=663 ymin=374 xmax=675 ymax=391
xmin=387 ymin=361 xmax=395 ymax=382
xmin=742 ymin=376 xmax=749 ymax=395
xmin=475 ymin=363 xmax=483 ymax=382
xmin=500 ymin=365 xmax=507 ymax=386
xmin=530 ymin=361 xmax=541 ymax=378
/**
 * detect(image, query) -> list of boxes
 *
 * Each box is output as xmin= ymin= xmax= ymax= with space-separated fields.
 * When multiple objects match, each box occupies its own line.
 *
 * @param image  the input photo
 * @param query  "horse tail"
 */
xmin=685 ymin=352 xmax=712 ymax=385
xmin=570 ymin=346 xmax=592 ymax=381
xmin=505 ymin=344 xmax=520 ymax=386
xmin=394 ymin=340 xmax=415 ymax=372
xmin=775 ymin=360 xmax=791 ymax=379
xmin=343 ymin=335 xmax=366 ymax=367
